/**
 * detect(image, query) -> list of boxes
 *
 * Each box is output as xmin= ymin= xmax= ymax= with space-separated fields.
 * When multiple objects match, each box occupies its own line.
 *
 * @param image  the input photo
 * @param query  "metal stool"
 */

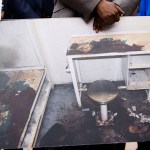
xmin=87 ymin=80 xmax=118 ymax=122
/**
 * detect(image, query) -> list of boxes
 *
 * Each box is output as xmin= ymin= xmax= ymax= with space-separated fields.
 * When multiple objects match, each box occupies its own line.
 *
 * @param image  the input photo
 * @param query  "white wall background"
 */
xmin=0 ymin=20 xmax=43 ymax=69
xmin=30 ymin=17 xmax=150 ymax=84
xmin=1 ymin=17 xmax=150 ymax=84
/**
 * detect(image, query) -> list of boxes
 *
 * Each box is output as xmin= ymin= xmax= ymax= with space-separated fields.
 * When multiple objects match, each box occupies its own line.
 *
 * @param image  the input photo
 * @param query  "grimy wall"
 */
xmin=1 ymin=17 xmax=150 ymax=84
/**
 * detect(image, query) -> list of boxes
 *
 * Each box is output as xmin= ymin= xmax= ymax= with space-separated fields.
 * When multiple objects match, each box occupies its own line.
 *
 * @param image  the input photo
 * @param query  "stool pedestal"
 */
xmin=100 ymin=104 xmax=108 ymax=121
xmin=87 ymin=80 xmax=118 ymax=123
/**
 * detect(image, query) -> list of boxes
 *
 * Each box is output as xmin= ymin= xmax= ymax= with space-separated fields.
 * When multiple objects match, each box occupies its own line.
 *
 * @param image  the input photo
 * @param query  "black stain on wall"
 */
xmin=67 ymin=38 xmax=144 ymax=55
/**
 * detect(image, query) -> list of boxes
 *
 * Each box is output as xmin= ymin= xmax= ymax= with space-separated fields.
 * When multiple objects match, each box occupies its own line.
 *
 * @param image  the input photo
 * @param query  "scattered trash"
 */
xmin=132 ymin=106 xmax=136 ymax=111
xmin=82 ymin=108 xmax=90 ymax=112
xmin=128 ymin=107 xmax=150 ymax=123
xmin=121 ymin=97 xmax=127 ymax=101
xmin=140 ymin=114 xmax=150 ymax=123
xmin=92 ymin=111 xmax=96 ymax=116
xmin=109 ymin=113 xmax=118 ymax=122
xmin=129 ymin=125 xmax=148 ymax=133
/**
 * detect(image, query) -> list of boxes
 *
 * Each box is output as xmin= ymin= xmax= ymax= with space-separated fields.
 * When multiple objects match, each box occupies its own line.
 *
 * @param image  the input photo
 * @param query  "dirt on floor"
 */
xmin=39 ymin=86 xmax=150 ymax=148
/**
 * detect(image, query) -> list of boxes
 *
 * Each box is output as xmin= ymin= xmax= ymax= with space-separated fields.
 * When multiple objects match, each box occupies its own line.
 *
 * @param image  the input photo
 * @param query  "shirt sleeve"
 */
xmin=60 ymin=0 xmax=101 ymax=22
xmin=113 ymin=0 xmax=141 ymax=16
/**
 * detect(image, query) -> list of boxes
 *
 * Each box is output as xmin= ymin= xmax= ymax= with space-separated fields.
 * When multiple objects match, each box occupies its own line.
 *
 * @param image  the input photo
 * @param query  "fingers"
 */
xmin=93 ymin=14 xmax=118 ymax=33
xmin=115 ymin=5 xmax=125 ymax=15
xmin=99 ymin=7 xmax=119 ymax=24
xmin=115 ymin=13 xmax=120 ymax=22
xmin=1 ymin=12 xmax=4 ymax=19
xmin=96 ymin=1 xmax=123 ymax=24
xmin=108 ymin=3 xmax=121 ymax=23
xmin=93 ymin=17 xmax=113 ymax=33
xmin=93 ymin=1 xmax=124 ymax=33
xmin=93 ymin=16 xmax=103 ymax=33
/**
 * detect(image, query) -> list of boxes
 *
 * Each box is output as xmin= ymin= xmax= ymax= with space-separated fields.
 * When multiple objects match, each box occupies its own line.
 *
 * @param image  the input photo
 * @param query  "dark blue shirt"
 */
xmin=4 ymin=0 xmax=54 ymax=19
xmin=137 ymin=0 xmax=150 ymax=16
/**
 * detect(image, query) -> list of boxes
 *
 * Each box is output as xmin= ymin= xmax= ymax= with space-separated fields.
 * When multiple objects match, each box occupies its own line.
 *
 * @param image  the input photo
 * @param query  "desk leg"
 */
xmin=147 ymin=89 xmax=150 ymax=102
xmin=75 ymin=60 xmax=82 ymax=83
xmin=68 ymin=57 xmax=82 ymax=107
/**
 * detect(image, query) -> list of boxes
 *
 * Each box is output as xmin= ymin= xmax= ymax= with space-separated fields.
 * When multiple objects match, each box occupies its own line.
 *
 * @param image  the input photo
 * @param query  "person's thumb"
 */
xmin=115 ymin=5 xmax=125 ymax=15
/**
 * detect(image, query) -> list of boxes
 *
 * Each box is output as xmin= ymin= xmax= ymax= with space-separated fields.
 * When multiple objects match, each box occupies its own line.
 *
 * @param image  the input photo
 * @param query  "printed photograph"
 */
xmin=1 ymin=0 xmax=150 ymax=150
xmin=0 ymin=16 xmax=150 ymax=150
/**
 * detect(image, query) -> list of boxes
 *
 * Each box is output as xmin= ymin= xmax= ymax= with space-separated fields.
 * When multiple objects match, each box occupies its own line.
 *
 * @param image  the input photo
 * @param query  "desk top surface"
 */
xmin=67 ymin=33 xmax=150 ymax=56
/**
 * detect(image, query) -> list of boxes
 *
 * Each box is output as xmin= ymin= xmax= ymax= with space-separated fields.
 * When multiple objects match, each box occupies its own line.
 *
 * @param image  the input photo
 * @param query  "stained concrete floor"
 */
xmin=36 ymin=84 xmax=77 ymax=147
xmin=37 ymin=84 xmax=150 ymax=148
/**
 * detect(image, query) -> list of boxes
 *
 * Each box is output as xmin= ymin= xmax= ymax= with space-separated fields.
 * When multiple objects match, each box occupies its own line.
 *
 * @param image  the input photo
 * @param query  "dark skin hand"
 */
xmin=1 ymin=12 xmax=4 ymax=19
xmin=93 ymin=14 xmax=105 ymax=32
xmin=94 ymin=0 xmax=125 ymax=32
xmin=93 ymin=13 xmax=119 ymax=32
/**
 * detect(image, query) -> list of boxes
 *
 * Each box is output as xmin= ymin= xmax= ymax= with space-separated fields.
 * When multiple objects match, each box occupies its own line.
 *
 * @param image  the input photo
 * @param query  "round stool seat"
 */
xmin=87 ymin=80 xmax=118 ymax=104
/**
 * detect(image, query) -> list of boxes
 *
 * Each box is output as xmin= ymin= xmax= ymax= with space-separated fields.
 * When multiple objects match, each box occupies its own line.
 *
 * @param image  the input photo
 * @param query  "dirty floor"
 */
xmin=0 ymin=70 xmax=44 ymax=149
xmin=37 ymin=84 xmax=150 ymax=148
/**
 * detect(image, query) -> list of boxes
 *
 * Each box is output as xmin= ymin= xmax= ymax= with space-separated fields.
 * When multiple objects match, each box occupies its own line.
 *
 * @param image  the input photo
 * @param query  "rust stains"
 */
xmin=67 ymin=38 xmax=144 ymax=55
xmin=0 ymin=69 xmax=44 ymax=149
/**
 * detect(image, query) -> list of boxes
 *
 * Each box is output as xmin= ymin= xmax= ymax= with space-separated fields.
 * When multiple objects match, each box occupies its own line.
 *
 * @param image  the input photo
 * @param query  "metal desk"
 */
xmin=67 ymin=33 xmax=150 ymax=107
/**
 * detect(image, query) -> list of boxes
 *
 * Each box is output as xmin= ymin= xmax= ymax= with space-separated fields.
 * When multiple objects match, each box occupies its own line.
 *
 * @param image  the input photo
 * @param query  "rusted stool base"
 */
xmin=96 ymin=111 xmax=116 ymax=126
xmin=87 ymin=80 xmax=118 ymax=123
